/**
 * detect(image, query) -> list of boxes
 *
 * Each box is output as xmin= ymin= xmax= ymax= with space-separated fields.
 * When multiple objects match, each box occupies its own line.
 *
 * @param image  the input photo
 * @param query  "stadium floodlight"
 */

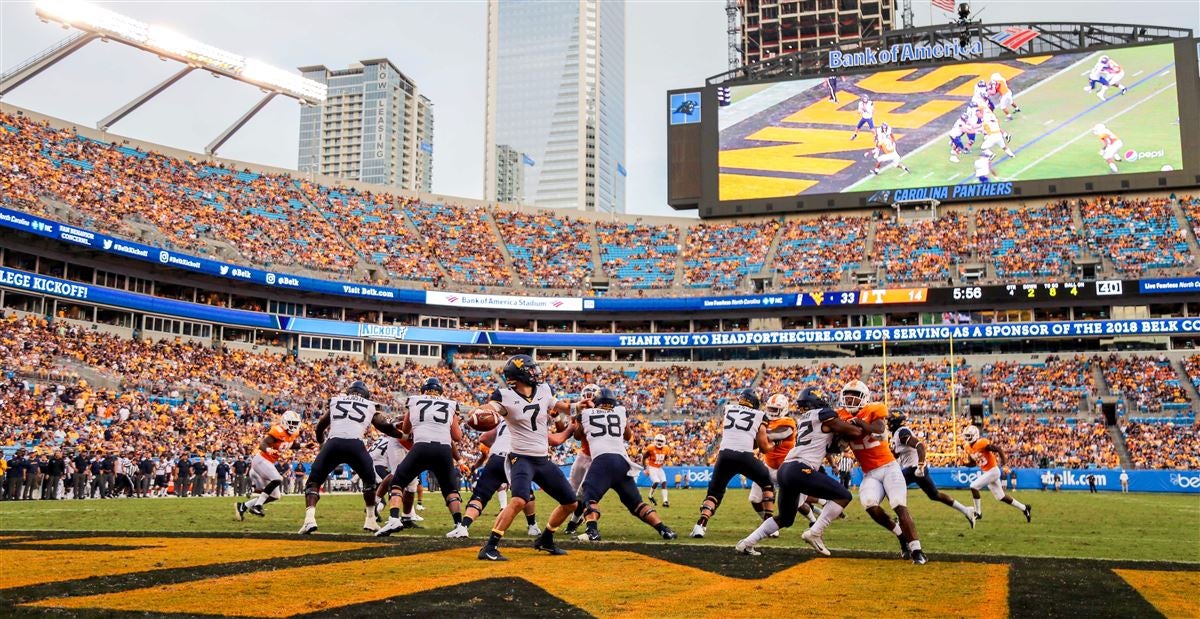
xmin=32 ymin=0 xmax=326 ymax=104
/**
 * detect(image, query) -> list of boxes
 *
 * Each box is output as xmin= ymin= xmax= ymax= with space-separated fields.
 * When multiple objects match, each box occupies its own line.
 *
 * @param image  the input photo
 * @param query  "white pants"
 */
xmin=249 ymin=454 xmax=283 ymax=499
xmin=981 ymin=132 xmax=1007 ymax=152
xmin=748 ymin=465 xmax=779 ymax=503
xmin=1106 ymin=70 xmax=1126 ymax=86
xmin=646 ymin=466 xmax=667 ymax=485
xmin=971 ymin=466 xmax=1006 ymax=500
xmin=875 ymin=152 xmax=901 ymax=167
xmin=1102 ymin=140 xmax=1125 ymax=161
xmin=859 ymin=460 xmax=908 ymax=508
xmin=998 ymin=91 xmax=1015 ymax=110
xmin=569 ymin=453 xmax=592 ymax=493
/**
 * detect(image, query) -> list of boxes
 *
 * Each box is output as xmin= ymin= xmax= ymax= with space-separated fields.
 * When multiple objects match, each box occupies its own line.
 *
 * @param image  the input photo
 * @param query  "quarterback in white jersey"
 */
xmin=572 ymin=389 xmax=677 ymax=541
xmin=691 ymin=389 xmax=775 ymax=539
xmin=300 ymin=381 xmax=405 ymax=535
xmin=473 ymin=355 xmax=591 ymax=561
xmin=736 ymin=388 xmax=863 ymax=557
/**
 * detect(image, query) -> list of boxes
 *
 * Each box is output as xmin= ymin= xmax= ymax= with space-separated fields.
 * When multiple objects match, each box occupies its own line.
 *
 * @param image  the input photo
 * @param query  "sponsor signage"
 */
xmin=426 ymin=290 xmax=583 ymax=312
xmin=828 ymin=40 xmax=984 ymax=69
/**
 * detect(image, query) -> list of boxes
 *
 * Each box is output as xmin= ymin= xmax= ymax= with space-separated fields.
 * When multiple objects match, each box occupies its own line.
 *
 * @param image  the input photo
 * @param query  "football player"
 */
xmin=377 ymin=378 xmax=466 ymax=536
xmin=962 ymin=425 xmax=1032 ymax=522
xmin=977 ymin=108 xmax=1015 ymax=161
xmin=1097 ymin=57 xmax=1127 ymax=99
xmin=888 ymin=412 xmax=976 ymax=527
xmin=736 ymin=388 xmax=861 ymax=556
xmin=988 ymin=73 xmax=1021 ymax=120
xmin=368 ymin=431 xmax=422 ymax=527
xmin=1092 ymin=123 xmax=1124 ymax=173
xmin=447 ymin=421 xmax=540 ymax=538
xmin=690 ymin=388 xmax=775 ymax=538
xmin=574 ymin=388 xmax=677 ymax=541
xmin=850 ymin=94 xmax=875 ymax=140
xmin=971 ymin=79 xmax=995 ymax=111
xmin=975 ymin=153 xmax=997 ymax=184
xmin=237 ymin=410 xmax=302 ymax=521
xmin=474 ymin=355 xmax=590 ymax=561
xmin=564 ymin=384 xmax=602 ymax=534
xmin=643 ymin=432 xmax=671 ymax=507
xmin=948 ymin=112 xmax=976 ymax=163
xmin=838 ymin=381 xmax=928 ymax=564
xmin=750 ymin=394 xmax=815 ymax=527
xmin=868 ymin=124 xmax=911 ymax=176
xmin=300 ymin=381 xmax=404 ymax=535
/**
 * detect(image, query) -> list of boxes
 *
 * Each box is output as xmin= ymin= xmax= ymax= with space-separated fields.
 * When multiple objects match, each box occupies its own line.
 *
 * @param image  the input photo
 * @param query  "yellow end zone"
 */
xmin=719 ymin=174 xmax=818 ymax=201
xmin=0 ymin=536 xmax=375 ymax=590
xmin=29 ymin=547 xmax=1010 ymax=618
xmin=1113 ymin=569 xmax=1200 ymax=619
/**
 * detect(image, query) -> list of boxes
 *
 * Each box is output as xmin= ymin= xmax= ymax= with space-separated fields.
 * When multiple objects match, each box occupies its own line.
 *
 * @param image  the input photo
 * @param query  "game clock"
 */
xmin=933 ymin=281 xmax=1133 ymax=305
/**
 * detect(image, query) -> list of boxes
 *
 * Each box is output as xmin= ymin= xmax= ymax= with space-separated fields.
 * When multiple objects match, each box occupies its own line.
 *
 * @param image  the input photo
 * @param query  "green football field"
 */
xmin=850 ymin=43 xmax=1183 ymax=192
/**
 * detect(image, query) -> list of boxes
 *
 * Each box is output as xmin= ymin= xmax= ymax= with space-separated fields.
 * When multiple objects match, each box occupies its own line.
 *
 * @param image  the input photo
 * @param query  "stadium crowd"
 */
xmin=980 ymin=356 xmax=1095 ymax=414
xmin=1102 ymin=354 xmax=1190 ymax=413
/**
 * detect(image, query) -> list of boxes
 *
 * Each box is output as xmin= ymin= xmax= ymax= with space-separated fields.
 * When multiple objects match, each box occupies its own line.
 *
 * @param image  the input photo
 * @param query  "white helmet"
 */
xmin=1092 ymin=123 xmax=1107 ymax=135
xmin=990 ymin=72 xmax=1003 ymax=82
xmin=962 ymin=424 xmax=980 ymax=444
xmin=581 ymin=383 xmax=602 ymax=401
xmin=653 ymin=433 xmax=666 ymax=447
xmin=840 ymin=380 xmax=871 ymax=413
xmin=1099 ymin=55 xmax=1110 ymax=65
xmin=764 ymin=393 xmax=790 ymax=419
xmin=282 ymin=410 xmax=302 ymax=434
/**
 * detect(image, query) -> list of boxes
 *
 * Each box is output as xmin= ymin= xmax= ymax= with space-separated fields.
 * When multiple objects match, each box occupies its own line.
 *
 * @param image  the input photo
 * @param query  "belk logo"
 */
xmin=102 ymin=239 xmax=113 ymax=250
xmin=158 ymin=250 xmax=169 ymax=263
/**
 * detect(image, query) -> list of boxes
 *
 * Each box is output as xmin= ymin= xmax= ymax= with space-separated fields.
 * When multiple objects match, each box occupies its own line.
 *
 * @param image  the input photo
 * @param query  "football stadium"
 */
xmin=1 ymin=1 xmax=1198 ymax=617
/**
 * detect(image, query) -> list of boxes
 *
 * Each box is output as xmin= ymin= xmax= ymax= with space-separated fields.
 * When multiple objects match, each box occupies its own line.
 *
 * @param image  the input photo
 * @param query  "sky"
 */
xmin=1 ymin=1 xmax=1197 ymax=218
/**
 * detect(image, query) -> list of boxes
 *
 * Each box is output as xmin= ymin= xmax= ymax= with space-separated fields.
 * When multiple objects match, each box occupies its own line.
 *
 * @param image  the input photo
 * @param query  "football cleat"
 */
xmin=801 ymin=529 xmax=830 ymax=556
xmin=402 ymin=518 xmax=423 ymax=530
xmin=374 ymin=503 xmax=384 ymax=520
xmin=1120 ymin=87 xmax=1127 ymax=95
xmin=974 ymin=511 xmax=983 ymax=521
xmin=735 ymin=540 xmax=761 ymax=556
xmin=660 ymin=526 xmax=678 ymax=540
xmin=663 ymin=501 xmax=670 ymax=508
xmin=689 ymin=524 xmax=706 ymax=538
xmin=769 ymin=530 xmax=780 ymax=538
xmin=870 ymin=169 xmax=880 ymax=176
xmin=966 ymin=511 xmax=977 ymax=529
xmin=581 ymin=529 xmax=602 ymax=542
xmin=899 ymin=536 xmax=911 ymax=560
xmin=527 ymin=524 xmax=542 ymax=537
xmin=235 ymin=502 xmax=247 ymax=521
xmin=363 ymin=518 xmax=380 ymax=533
xmin=416 ymin=503 xmax=426 ymax=511
xmin=950 ymin=155 xmax=960 ymax=163
xmin=533 ymin=537 xmax=568 ymax=556
xmin=850 ymin=133 xmax=858 ymax=141
xmin=564 ymin=522 xmax=580 ymax=536
xmin=1024 ymin=504 xmax=1033 ymax=523
xmin=478 ymin=545 xmax=507 ymax=561
xmin=375 ymin=518 xmax=405 ymax=537
xmin=248 ymin=505 xmax=265 ymax=518
xmin=912 ymin=549 xmax=929 ymax=565
xmin=298 ymin=521 xmax=318 ymax=535
xmin=410 ymin=512 xmax=425 ymax=522
xmin=648 ymin=496 xmax=657 ymax=506
xmin=446 ymin=524 xmax=470 ymax=539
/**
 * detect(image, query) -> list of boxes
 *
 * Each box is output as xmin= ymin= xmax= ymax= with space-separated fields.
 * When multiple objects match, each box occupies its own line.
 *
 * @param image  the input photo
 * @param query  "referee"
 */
xmin=837 ymin=453 xmax=855 ymax=489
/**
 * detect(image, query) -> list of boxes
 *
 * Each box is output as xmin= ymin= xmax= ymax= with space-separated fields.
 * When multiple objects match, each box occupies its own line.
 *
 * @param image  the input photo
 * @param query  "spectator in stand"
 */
xmin=1102 ymin=354 xmax=1188 ymax=414
xmin=873 ymin=212 xmax=970 ymax=283
xmin=682 ymin=220 xmax=781 ymax=290
xmin=1082 ymin=195 xmax=1191 ymax=276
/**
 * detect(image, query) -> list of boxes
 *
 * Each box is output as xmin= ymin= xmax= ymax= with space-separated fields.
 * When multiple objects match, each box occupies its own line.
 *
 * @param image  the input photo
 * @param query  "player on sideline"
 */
xmin=837 ymin=381 xmax=928 ymax=564
xmin=299 ymin=381 xmax=404 ymax=535
xmin=574 ymin=388 xmax=678 ymax=541
xmin=237 ymin=410 xmax=302 ymax=520
xmin=735 ymin=388 xmax=861 ymax=557
xmin=888 ymin=412 xmax=976 ymax=527
xmin=989 ymin=73 xmax=1021 ymax=120
xmin=643 ymin=433 xmax=671 ymax=507
xmin=962 ymin=425 xmax=1032 ymax=522
xmin=1092 ymin=123 xmax=1124 ymax=173
xmin=948 ymin=112 xmax=977 ymax=163
xmin=868 ymin=123 xmax=911 ymax=176
xmin=447 ymin=421 xmax=540 ymax=538
xmin=476 ymin=355 xmax=590 ymax=561
xmin=977 ymin=108 xmax=1016 ymax=161
xmin=377 ymin=378 xmax=465 ymax=536
xmin=850 ymin=94 xmax=874 ymax=140
xmin=690 ymin=388 xmax=775 ymax=538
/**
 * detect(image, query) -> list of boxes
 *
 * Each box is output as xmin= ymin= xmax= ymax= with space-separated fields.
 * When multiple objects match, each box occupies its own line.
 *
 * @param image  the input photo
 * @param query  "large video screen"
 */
xmin=718 ymin=42 xmax=1186 ymax=202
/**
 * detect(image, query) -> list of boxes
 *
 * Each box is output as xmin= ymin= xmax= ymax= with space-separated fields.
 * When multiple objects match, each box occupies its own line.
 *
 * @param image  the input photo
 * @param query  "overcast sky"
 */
xmin=1 ymin=1 xmax=1196 ymax=217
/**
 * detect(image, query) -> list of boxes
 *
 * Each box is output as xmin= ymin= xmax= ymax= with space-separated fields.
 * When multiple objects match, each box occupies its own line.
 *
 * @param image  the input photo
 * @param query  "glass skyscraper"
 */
xmin=484 ymin=0 xmax=625 ymax=213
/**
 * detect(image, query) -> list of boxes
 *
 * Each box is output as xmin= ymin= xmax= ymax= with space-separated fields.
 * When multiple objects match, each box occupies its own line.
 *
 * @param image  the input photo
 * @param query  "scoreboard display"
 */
xmin=667 ymin=38 xmax=1200 ymax=217
xmin=795 ymin=279 xmax=1140 ymax=309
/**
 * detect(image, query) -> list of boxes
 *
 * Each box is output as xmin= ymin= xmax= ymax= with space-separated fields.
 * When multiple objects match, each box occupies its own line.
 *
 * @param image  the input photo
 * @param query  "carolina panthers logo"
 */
xmin=867 ymin=190 xmax=892 ymax=204
xmin=673 ymin=100 xmax=697 ymax=116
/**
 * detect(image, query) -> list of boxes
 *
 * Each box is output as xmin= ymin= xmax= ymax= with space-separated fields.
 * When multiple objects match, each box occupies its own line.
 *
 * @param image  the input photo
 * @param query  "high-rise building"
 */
xmin=739 ymin=0 xmax=895 ymax=66
xmin=484 ymin=0 xmax=625 ymax=213
xmin=492 ymin=144 xmax=526 ymax=203
xmin=298 ymin=59 xmax=433 ymax=192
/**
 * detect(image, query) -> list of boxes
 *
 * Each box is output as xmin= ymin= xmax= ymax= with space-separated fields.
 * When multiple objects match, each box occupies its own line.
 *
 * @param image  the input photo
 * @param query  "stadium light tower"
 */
xmin=0 ymin=0 xmax=326 ymax=154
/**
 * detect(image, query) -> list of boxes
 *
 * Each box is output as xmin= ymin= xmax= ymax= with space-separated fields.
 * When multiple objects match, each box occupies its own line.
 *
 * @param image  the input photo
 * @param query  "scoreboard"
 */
xmin=797 ymin=280 xmax=1135 ymax=308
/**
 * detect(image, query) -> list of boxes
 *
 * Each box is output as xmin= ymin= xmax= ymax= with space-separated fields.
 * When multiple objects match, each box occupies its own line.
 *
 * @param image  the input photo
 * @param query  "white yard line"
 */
xmin=1005 ymin=82 xmax=1177 ymax=180
xmin=1043 ymin=119 xmax=1054 ymax=126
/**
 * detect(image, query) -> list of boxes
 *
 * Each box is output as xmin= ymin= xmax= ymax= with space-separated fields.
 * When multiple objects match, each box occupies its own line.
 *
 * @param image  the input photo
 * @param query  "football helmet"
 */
xmin=796 ymin=387 xmax=830 ymax=411
xmin=880 ymin=121 xmax=891 ymax=134
xmin=347 ymin=380 xmax=370 ymax=399
xmin=959 ymin=112 xmax=969 ymax=123
xmin=653 ymin=433 xmax=667 ymax=447
xmin=596 ymin=388 xmax=619 ymax=410
xmin=502 ymin=354 xmax=543 ymax=387
xmin=839 ymin=380 xmax=871 ymax=413
xmin=1099 ymin=55 xmax=1110 ymax=65
xmin=886 ymin=410 xmax=907 ymax=433
xmin=282 ymin=410 xmax=302 ymax=434
xmin=990 ymin=72 xmax=1003 ymax=83
xmin=764 ymin=393 xmax=790 ymax=419
xmin=581 ymin=383 xmax=602 ymax=402
xmin=976 ymin=79 xmax=986 ymax=88
xmin=421 ymin=377 xmax=444 ymax=395
xmin=1092 ymin=123 xmax=1107 ymax=135
xmin=737 ymin=388 xmax=761 ymax=410
xmin=861 ymin=94 xmax=870 ymax=102
xmin=962 ymin=424 xmax=981 ymax=444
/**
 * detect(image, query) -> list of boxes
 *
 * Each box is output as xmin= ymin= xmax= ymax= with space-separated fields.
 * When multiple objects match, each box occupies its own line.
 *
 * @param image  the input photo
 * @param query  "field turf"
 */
xmin=1 ymin=489 xmax=1197 ymax=617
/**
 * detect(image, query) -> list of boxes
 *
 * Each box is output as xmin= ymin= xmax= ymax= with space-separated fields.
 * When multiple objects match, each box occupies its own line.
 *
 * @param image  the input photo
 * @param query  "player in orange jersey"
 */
xmin=237 ymin=410 xmax=303 ymax=520
xmin=1092 ymin=123 xmax=1124 ymax=173
xmin=643 ymin=434 xmax=672 ymax=507
xmin=838 ymin=381 xmax=927 ymax=564
xmin=962 ymin=425 xmax=1032 ymax=522
xmin=988 ymin=73 xmax=1021 ymax=120
xmin=749 ymin=394 xmax=816 ymax=527
xmin=867 ymin=124 xmax=911 ymax=177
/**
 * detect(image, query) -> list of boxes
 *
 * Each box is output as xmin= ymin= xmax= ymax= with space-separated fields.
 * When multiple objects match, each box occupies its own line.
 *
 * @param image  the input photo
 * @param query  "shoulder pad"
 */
xmin=488 ymin=389 xmax=504 ymax=403
xmin=862 ymin=402 xmax=887 ymax=419
xmin=817 ymin=407 xmax=839 ymax=422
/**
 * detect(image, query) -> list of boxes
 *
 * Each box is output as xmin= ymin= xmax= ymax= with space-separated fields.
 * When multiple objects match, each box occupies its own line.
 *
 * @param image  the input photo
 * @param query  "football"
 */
xmin=467 ymin=409 xmax=500 ymax=431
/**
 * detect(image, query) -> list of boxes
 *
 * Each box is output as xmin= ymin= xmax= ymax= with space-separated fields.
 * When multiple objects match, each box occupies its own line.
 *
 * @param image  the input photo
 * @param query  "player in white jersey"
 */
xmin=975 ymin=153 xmax=997 ymax=183
xmin=690 ymin=389 xmax=775 ymax=538
xmin=735 ymin=388 xmax=862 ymax=556
xmin=1093 ymin=123 xmax=1124 ymax=173
xmin=1086 ymin=55 xmax=1128 ymax=100
xmin=572 ymin=389 xmax=677 ymax=541
xmin=448 ymin=420 xmax=541 ymax=538
xmin=299 ymin=381 xmax=404 ymax=535
xmin=474 ymin=355 xmax=591 ymax=561
xmin=868 ymin=124 xmax=911 ymax=176
xmin=153 ymin=458 xmax=172 ymax=497
xmin=850 ymin=95 xmax=875 ymax=140
xmin=948 ymin=113 xmax=977 ymax=163
xmin=367 ymin=433 xmax=417 ymax=521
xmin=887 ymin=412 xmax=976 ymax=526
xmin=977 ymin=108 xmax=1015 ymax=160
xmin=971 ymin=79 xmax=994 ymax=111
xmin=377 ymin=378 xmax=466 ymax=536
xmin=563 ymin=383 xmax=602 ymax=535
